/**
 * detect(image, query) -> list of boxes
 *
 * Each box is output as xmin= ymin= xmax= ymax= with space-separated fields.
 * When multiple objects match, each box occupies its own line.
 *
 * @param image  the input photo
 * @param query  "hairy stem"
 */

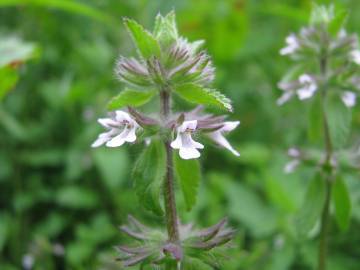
xmin=160 ymin=90 xmax=180 ymax=242
xmin=317 ymin=52 xmax=333 ymax=270
xmin=318 ymin=177 xmax=332 ymax=270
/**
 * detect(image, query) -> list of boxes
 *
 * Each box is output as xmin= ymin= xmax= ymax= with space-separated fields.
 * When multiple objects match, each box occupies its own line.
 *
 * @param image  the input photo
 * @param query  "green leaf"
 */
xmin=310 ymin=4 xmax=334 ymax=26
xmin=332 ymin=175 xmax=351 ymax=231
xmin=0 ymin=0 xmax=116 ymax=26
xmin=153 ymin=11 xmax=178 ymax=49
xmin=124 ymin=18 xmax=161 ymax=59
xmin=181 ymin=257 xmax=212 ymax=270
xmin=56 ymin=186 xmax=99 ymax=209
xmin=0 ymin=67 xmax=18 ymax=100
xmin=107 ymin=88 xmax=156 ymax=110
xmin=92 ymin=147 xmax=130 ymax=190
xmin=132 ymin=139 xmax=166 ymax=216
xmin=0 ymin=212 xmax=9 ymax=252
xmin=329 ymin=9 xmax=348 ymax=36
xmin=173 ymin=153 xmax=201 ymax=211
xmin=174 ymin=83 xmax=233 ymax=112
xmin=280 ymin=64 xmax=305 ymax=84
xmin=327 ymin=95 xmax=352 ymax=149
xmin=224 ymin=176 xmax=277 ymax=237
xmin=308 ymin=94 xmax=323 ymax=143
xmin=295 ymin=173 xmax=326 ymax=237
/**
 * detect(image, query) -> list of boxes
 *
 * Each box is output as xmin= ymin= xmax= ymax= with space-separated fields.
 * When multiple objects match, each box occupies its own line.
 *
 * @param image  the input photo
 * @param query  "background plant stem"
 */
xmin=160 ymin=89 xmax=180 ymax=242
xmin=318 ymin=51 xmax=333 ymax=270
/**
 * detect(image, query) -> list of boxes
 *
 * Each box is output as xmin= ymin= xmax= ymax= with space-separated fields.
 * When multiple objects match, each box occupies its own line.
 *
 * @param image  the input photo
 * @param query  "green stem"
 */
xmin=160 ymin=90 xmax=180 ymax=243
xmin=318 ymin=178 xmax=332 ymax=270
xmin=317 ymin=52 xmax=333 ymax=270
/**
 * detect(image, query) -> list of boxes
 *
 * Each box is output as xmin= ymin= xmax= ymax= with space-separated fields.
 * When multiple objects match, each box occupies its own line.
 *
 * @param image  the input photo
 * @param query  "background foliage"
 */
xmin=1 ymin=0 xmax=360 ymax=269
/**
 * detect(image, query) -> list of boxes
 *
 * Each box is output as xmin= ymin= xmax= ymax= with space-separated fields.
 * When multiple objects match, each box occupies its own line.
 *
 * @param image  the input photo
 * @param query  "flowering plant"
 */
xmin=279 ymin=4 xmax=359 ymax=270
xmin=92 ymin=11 xmax=239 ymax=269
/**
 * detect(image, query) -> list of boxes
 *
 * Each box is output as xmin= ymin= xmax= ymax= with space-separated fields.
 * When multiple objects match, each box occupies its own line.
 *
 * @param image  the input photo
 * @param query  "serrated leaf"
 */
xmin=329 ymin=9 xmax=348 ymax=36
xmin=124 ymin=18 xmax=161 ymax=59
xmin=181 ymin=258 xmax=212 ymax=270
xmin=310 ymin=4 xmax=334 ymax=26
xmin=132 ymin=139 xmax=165 ymax=216
xmin=173 ymin=153 xmax=201 ymax=211
xmin=308 ymin=94 xmax=323 ymax=143
xmin=295 ymin=173 xmax=326 ymax=237
xmin=107 ymin=88 xmax=156 ymax=110
xmin=332 ymin=175 xmax=351 ymax=231
xmin=153 ymin=11 xmax=178 ymax=49
xmin=174 ymin=83 xmax=232 ymax=112
xmin=327 ymin=95 xmax=352 ymax=149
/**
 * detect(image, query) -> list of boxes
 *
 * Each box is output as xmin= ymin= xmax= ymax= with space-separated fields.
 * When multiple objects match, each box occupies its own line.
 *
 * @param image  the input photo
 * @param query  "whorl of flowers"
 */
xmin=116 ymin=216 xmax=234 ymax=268
xmin=278 ymin=4 xmax=360 ymax=108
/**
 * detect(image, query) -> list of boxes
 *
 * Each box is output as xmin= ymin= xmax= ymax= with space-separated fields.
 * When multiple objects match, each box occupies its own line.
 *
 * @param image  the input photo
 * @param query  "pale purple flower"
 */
xmin=280 ymin=34 xmax=300 ymax=55
xmin=277 ymin=74 xmax=317 ymax=105
xmin=207 ymin=121 xmax=240 ymax=156
xmin=171 ymin=120 xmax=204 ymax=159
xmin=297 ymin=74 xmax=317 ymax=100
xmin=277 ymin=91 xmax=294 ymax=106
xmin=284 ymin=147 xmax=301 ymax=174
xmin=22 ymin=254 xmax=34 ymax=270
xmin=341 ymin=91 xmax=356 ymax=107
xmin=350 ymin=50 xmax=360 ymax=65
xmin=284 ymin=160 xmax=300 ymax=174
xmin=91 ymin=110 xmax=140 ymax=148
xmin=288 ymin=147 xmax=301 ymax=158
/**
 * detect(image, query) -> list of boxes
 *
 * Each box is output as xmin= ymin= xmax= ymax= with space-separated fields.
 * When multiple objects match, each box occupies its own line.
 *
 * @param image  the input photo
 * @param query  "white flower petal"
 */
xmin=115 ymin=110 xmax=132 ymax=122
xmin=170 ymin=133 xmax=182 ymax=149
xmin=299 ymin=74 xmax=313 ymax=84
xmin=341 ymin=91 xmax=356 ymax=108
xmin=284 ymin=160 xmax=300 ymax=174
xmin=179 ymin=120 xmax=198 ymax=132
xmin=106 ymin=137 xmax=125 ymax=147
xmin=297 ymin=86 xmax=316 ymax=100
xmin=277 ymin=91 xmax=294 ymax=106
xmin=91 ymin=137 xmax=108 ymax=148
xmin=221 ymin=121 xmax=240 ymax=132
xmin=179 ymin=147 xmax=201 ymax=160
xmin=280 ymin=34 xmax=299 ymax=55
xmin=171 ymin=121 xmax=203 ymax=159
xmin=350 ymin=50 xmax=360 ymax=65
xmin=208 ymin=131 xmax=239 ymax=156
xmin=288 ymin=147 xmax=300 ymax=158
xmin=181 ymin=133 xmax=203 ymax=149
xmin=189 ymin=137 xmax=204 ymax=149
xmin=105 ymin=129 xmax=130 ymax=147
xmin=280 ymin=47 xmax=293 ymax=55
xmin=124 ymin=126 xmax=137 ymax=142
xmin=91 ymin=131 xmax=113 ymax=148
xmin=296 ymin=74 xmax=317 ymax=100
xmin=98 ymin=118 xmax=118 ymax=128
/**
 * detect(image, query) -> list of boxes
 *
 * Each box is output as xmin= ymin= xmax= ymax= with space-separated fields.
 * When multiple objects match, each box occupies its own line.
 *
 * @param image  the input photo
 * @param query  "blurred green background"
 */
xmin=1 ymin=0 xmax=360 ymax=269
